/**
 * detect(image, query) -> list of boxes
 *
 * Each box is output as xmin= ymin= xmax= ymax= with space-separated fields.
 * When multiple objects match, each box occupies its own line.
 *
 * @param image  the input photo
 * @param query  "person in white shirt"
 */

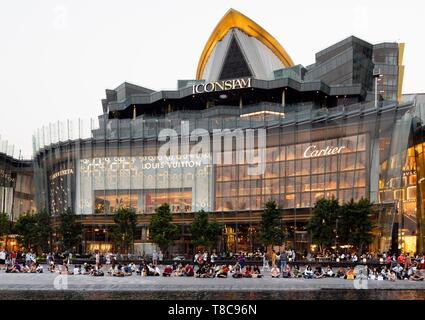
xmin=152 ymin=250 xmax=158 ymax=266
xmin=36 ymin=264 xmax=44 ymax=273
xmin=392 ymin=263 xmax=403 ymax=279
xmin=0 ymin=249 xmax=6 ymax=270
xmin=211 ymin=251 xmax=217 ymax=264
xmin=73 ymin=265 xmax=80 ymax=275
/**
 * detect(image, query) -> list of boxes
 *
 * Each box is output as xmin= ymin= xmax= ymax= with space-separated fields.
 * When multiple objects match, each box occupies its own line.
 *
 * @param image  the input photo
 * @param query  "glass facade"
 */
xmin=0 ymin=152 xmax=35 ymax=221
xmin=32 ymin=98 xmax=422 ymax=255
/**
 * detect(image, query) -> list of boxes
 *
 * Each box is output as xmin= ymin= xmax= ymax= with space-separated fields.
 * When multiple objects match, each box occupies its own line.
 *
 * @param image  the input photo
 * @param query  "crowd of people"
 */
xmin=1 ymin=247 xmax=424 ymax=282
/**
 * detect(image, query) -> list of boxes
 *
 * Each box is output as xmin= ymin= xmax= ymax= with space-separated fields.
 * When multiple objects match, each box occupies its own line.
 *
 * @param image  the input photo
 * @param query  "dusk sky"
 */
xmin=1 ymin=0 xmax=423 ymax=157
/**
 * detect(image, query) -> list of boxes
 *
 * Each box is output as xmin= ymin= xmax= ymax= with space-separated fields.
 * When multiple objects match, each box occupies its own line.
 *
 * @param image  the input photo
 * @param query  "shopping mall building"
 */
xmin=2 ymin=9 xmax=425 ymax=255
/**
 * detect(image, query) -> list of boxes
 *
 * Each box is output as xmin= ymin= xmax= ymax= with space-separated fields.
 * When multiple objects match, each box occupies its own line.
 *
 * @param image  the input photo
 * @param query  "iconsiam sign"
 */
xmin=192 ymin=77 xmax=251 ymax=94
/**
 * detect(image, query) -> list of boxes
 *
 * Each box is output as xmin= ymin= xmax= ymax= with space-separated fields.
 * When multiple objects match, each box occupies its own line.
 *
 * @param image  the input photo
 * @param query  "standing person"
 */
xmin=239 ymin=253 xmax=245 ymax=269
xmin=25 ymin=251 xmax=32 ymax=267
xmin=105 ymin=252 xmax=111 ymax=266
xmin=152 ymin=250 xmax=158 ymax=266
xmin=158 ymin=250 xmax=164 ymax=265
xmin=271 ymin=250 xmax=277 ymax=267
xmin=280 ymin=250 xmax=288 ymax=273
xmin=95 ymin=251 xmax=100 ymax=269
xmin=68 ymin=251 xmax=73 ymax=266
xmin=0 ymin=248 xmax=6 ymax=270
xmin=11 ymin=251 xmax=17 ymax=265
xmin=211 ymin=250 xmax=217 ymax=264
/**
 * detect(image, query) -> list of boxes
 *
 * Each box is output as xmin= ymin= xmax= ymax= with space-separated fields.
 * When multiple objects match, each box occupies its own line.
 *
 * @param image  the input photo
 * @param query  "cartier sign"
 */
xmin=303 ymin=145 xmax=345 ymax=158
xmin=192 ymin=78 xmax=251 ymax=94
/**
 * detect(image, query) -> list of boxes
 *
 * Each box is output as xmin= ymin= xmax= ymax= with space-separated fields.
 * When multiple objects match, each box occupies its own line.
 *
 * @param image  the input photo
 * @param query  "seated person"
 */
xmin=243 ymin=265 xmax=253 ymax=278
xmin=73 ymin=265 xmax=81 ymax=275
xmin=92 ymin=266 xmax=104 ymax=276
xmin=303 ymin=266 xmax=314 ymax=279
xmin=369 ymin=268 xmax=378 ymax=280
xmin=270 ymin=265 xmax=280 ymax=278
xmin=35 ymin=263 xmax=43 ymax=273
xmin=154 ymin=265 xmax=161 ymax=276
xmin=21 ymin=263 xmax=30 ymax=273
xmin=232 ymin=265 xmax=243 ymax=278
xmin=314 ymin=266 xmax=324 ymax=279
xmin=146 ymin=263 xmax=158 ymax=276
xmin=252 ymin=265 xmax=263 ymax=278
xmin=113 ymin=264 xmax=125 ymax=277
xmin=48 ymin=261 xmax=55 ymax=273
xmin=130 ymin=263 xmax=138 ymax=273
xmin=124 ymin=263 xmax=132 ymax=274
xmin=162 ymin=265 xmax=173 ymax=277
xmin=196 ymin=264 xmax=206 ymax=278
xmin=30 ymin=264 xmax=37 ymax=273
xmin=381 ymin=266 xmax=390 ymax=280
xmin=345 ymin=267 xmax=355 ymax=280
xmin=291 ymin=265 xmax=302 ymax=278
xmin=336 ymin=267 xmax=346 ymax=278
xmin=392 ymin=263 xmax=404 ymax=280
xmin=406 ymin=265 xmax=417 ymax=280
xmin=282 ymin=264 xmax=291 ymax=278
xmin=80 ymin=263 xmax=89 ymax=275
xmin=204 ymin=265 xmax=215 ymax=278
xmin=5 ymin=264 xmax=15 ymax=273
xmin=410 ymin=270 xmax=425 ymax=281
xmin=184 ymin=264 xmax=195 ymax=277
xmin=123 ymin=264 xmax=132 ymax=276
xmin=216 ymin=265 xmax=229 ymax=278
xmin=324 ymin=265 xmax=334 ymax=277
xmin=174 ymin=264 xmax=184 ymax=277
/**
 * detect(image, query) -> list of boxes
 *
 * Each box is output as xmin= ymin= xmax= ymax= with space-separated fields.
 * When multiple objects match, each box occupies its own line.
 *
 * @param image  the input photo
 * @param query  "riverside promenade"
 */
xmin=1 ymin=271 xmax=425 ymax=300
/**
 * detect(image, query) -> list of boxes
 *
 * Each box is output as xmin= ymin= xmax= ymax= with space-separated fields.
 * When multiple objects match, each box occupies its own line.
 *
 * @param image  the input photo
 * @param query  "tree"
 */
xmin=57 ymin=208 xmax=82 ymax=252
xmin=0 ymin=212 xmax=11 ymax=248
xmin=110 ymin=207 xmax=137 ymax=254
xmin=339 ymin=198 xmax=374 ymax=255
xmin=188 ymin=210 xmax=221 ymax=251
xmin=259 ymin=200 xmax=286 ymax=251
xmin=15 ymin=213 xmax=38 ymax=251
xmin=308 ymin=198 xmax=340 ymax=253
xmin=149 ymin=203 xmax=179 ymax=256
xmin=35 ymin=209 xmax=53 ymax=253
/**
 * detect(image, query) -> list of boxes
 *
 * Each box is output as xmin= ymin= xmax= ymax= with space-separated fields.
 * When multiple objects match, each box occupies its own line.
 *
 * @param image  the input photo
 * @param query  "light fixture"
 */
xmin=219 ymin=94 xmax=228 ymax=99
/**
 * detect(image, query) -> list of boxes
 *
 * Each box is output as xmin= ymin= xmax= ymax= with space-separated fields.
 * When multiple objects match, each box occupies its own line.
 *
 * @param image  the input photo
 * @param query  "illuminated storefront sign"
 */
xmin=76 ymin=154 xmax=213 ymax=215
xmin=303 ymin=145 xmax=346 ymax=158
xmin=192 ymin=78 xmax=251 ymax=94
xmin=0 ymin=169 xmax=15 ymax=184
xmin=50 ymin=168 xmax=74 ymax=180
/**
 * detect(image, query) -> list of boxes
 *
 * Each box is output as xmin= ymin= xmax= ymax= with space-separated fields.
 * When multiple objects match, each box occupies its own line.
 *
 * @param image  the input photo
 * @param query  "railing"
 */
xmin=32 ymin=100 xmax=405 ymax=156
xmin=0 ymin=135 xmax=23 ymax=159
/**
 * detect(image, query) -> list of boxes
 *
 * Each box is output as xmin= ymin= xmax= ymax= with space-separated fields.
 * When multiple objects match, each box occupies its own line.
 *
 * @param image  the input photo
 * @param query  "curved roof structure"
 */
xmin=196 ymin=9 xmax=295 ymax=81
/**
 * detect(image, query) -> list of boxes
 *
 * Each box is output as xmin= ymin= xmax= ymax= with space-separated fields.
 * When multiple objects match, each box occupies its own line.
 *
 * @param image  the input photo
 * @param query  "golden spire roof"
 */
xmin=196 ymin=8 xmax=294 ymax=80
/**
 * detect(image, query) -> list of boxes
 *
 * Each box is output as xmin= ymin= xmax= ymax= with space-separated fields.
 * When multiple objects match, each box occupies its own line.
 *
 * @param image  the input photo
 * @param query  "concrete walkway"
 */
xmin=1 ymin=270 xmax=424 ymax=291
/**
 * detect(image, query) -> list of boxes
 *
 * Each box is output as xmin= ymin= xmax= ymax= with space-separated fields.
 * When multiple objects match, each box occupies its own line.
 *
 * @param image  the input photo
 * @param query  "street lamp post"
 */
xmin=373 ymin=69 xmax=383 ymax=108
